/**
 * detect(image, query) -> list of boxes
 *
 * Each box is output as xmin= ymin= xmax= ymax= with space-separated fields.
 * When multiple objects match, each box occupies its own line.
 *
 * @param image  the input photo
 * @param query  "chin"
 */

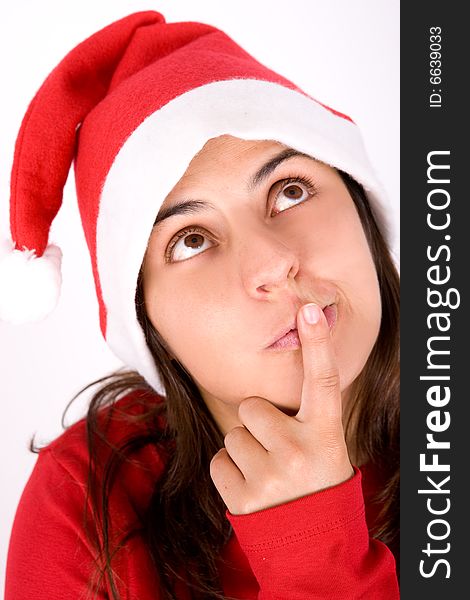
xmin=259 ymin=381 xmax=303 ymax=415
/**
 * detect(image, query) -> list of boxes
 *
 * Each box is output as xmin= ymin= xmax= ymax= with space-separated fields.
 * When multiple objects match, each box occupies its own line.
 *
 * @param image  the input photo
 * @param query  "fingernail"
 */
xmin=302 ymin=303 xmax=321 ymax=325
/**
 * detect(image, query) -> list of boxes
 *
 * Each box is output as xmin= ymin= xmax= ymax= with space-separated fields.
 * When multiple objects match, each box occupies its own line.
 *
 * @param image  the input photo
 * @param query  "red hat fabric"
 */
xmin=0 ymin=10 xmax=390 ymax=395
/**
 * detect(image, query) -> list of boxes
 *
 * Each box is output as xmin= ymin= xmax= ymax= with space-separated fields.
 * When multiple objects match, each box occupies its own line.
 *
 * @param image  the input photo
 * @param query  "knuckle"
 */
xmin=281 ymin=435 xmax=304 ymax=457
xmin=224 ymin=426 xmax=246 ymax=447
xmin=319 ymin=433 xmax=348 ymax=462
xmin=316 ymin=367 xmax=340 ymax=390
xmin=284 ymin=441 xmax=308 ymax=471
xmin=309 ymin=327 xmax=331 ymax=345
xmin=257 ymin=474 xmax=283 ymax=501
xmin=317 ymin=419 xmax=344 ymax=441
xmin=273 ymin=433 xmax=307 ymax=470
xmin=210 ymin=448 xmax=227 ymax=471
xmin=238 ymin=396 xmax=264 ymax=419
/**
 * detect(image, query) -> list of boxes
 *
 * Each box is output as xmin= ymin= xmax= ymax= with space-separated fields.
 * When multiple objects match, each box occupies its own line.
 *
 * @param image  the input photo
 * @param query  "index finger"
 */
xmin=294 ymin=303 xmax=342 ymax=424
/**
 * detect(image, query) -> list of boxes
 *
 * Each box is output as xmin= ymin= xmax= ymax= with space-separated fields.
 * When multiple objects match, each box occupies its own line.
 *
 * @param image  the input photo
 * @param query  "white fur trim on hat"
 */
xmin=0 ymin=239 xmax=62 ymax=324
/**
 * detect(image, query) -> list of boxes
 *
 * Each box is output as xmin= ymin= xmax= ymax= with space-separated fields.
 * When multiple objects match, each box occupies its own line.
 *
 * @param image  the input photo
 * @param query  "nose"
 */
xmin=237 ymin=224 xmax=300 ymax=298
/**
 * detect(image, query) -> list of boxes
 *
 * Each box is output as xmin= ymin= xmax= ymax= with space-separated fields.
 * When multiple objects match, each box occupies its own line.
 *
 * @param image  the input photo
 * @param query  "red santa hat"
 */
xmin=0 ymin=10 xmax=391 ymax=396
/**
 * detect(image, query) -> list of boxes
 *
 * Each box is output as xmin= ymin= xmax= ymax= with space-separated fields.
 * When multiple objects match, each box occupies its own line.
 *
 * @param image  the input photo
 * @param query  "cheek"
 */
xmin=335 ymin=295 xmax=381 ymax=392
xmin=145 ymin=269 xmax=240 ymax=379
xmin=333 ymin=252 xmax=382 ymax=390
xmin=149 ymin=279 xmax=301 ymax=405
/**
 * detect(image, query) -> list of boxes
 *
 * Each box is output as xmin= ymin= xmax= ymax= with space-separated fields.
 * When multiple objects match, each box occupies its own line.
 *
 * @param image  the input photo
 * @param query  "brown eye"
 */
xmin=271 ymin=178 xmax=315 ymax=215
xmin=283 ymin=184 xmax=304 ymax=199
xmin=184 ymin=233 xmax=204 ymax=249
xmin=166 ymin=227 xmax=215 ymax=263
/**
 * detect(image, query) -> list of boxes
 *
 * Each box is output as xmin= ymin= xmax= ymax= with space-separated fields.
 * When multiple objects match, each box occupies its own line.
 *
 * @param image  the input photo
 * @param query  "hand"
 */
xmin=209 ymin=303 xmax=354 ymax=515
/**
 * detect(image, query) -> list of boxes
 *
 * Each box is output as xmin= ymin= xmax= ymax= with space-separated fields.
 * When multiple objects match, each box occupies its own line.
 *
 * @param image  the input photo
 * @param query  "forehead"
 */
xmin=190 ymin=134 xmax=285 ymax=164
xmin=156 ymin=139 xmax=349 ymax=239
xmin=163 ymin=135 xmax=341 ymax=200
xmin=171 ymin=135 xmax=285 ymax=185
xmin=157 ymin=134 xmax=346 ymax=224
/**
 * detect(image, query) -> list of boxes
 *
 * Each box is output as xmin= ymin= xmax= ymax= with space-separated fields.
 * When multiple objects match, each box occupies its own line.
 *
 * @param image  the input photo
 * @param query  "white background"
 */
xmin=0 ymin=0 xmax=399 ymax=590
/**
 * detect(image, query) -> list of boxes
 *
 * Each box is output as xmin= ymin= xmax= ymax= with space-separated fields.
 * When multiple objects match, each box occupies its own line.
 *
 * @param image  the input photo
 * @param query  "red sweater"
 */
xmin=5 ymin=391 xmax=399 ymax=599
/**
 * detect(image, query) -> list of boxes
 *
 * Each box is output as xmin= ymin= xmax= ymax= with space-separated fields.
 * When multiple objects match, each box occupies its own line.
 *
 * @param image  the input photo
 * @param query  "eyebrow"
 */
xmin=153 ymin=147 xmax=314 ymax=226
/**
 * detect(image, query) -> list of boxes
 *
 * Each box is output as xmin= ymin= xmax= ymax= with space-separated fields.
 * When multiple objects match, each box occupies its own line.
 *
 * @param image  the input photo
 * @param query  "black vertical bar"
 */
xmin=401 ymin=3 xmax=469 ymax=597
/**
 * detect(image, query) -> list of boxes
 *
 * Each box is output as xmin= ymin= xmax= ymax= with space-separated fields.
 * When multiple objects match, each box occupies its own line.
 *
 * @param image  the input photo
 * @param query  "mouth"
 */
xmin=266 ymin=304 xmax=337 ymax=350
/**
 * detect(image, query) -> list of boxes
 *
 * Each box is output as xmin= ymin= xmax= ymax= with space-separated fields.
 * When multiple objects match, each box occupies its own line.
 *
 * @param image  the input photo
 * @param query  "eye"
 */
xmin=270 ymin=176 xmax=317 ymax=216
xmin=165 ymin=227 xmax=215 ymax=263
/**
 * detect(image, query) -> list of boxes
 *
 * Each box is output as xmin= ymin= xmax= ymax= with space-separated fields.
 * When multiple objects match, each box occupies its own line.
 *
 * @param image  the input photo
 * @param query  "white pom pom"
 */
xmin=0 ymin=239 xmax=62 ymax=324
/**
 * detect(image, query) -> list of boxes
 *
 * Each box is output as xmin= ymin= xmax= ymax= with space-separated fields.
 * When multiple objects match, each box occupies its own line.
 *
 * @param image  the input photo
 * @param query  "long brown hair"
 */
xmin=52 ymin=169 xmax=400 ymax=599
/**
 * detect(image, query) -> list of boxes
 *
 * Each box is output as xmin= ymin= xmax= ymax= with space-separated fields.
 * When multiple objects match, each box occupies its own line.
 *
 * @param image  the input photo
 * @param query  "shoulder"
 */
xmin=6 ymin=389 xmax=169 ymax=598
xmin=36 ymin=388 xmax=170 ymax=516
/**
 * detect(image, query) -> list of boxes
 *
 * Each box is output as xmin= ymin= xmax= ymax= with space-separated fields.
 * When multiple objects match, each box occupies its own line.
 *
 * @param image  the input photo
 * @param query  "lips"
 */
xmin=322 ymin=304 xmax=337 ymax=329
xmin=268 ymin=328 xmax=301 ymax=350
xmin=267 ymin=304 xmax=337 ymax=350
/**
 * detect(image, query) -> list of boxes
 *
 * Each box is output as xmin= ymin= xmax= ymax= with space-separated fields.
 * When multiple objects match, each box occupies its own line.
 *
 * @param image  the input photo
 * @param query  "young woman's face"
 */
xmin=143 ymin=135 xmax=381 ymax=433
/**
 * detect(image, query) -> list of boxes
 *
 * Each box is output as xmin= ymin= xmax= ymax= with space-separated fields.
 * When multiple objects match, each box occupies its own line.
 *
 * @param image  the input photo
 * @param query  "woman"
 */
xmin=1 ymin=10 xmax=399 ymax=599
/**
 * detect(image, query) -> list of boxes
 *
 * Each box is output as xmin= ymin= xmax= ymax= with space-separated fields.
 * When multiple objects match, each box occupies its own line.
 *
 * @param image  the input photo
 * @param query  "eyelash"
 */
xmin=270 ymin=174 xmax=317 ymax=214
xmin=164 ymin=174 xmax=318 ymax=263
xmin=165 ymin=226 xmax=208 ymax=263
